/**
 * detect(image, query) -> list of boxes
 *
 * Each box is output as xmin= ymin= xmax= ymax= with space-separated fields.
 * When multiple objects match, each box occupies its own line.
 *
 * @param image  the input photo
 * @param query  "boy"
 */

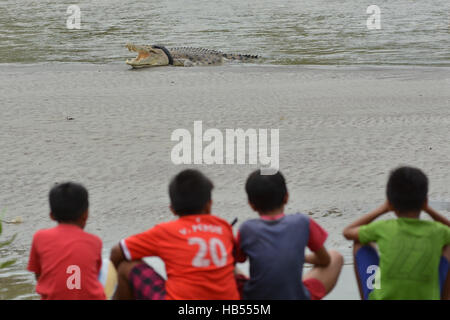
xmin=110 ymin=169 xmax=239 ymax=300
xmin=28 ymin=182 xmax=106 ymax=300
xmin=235 ymin=170 xmax=343 ymax=300
xmin=343 ymin=166 xmax=450 ymax=300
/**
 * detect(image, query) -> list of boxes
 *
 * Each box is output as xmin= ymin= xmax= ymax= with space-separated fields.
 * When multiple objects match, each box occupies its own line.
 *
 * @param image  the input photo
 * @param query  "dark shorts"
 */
xmin=355 ymin=245 xmax=449 ymax=300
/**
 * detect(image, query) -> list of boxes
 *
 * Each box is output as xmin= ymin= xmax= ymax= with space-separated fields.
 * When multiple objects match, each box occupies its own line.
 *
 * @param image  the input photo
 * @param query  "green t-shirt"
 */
xmin=359 ymin=218 xmax=450 ymax=300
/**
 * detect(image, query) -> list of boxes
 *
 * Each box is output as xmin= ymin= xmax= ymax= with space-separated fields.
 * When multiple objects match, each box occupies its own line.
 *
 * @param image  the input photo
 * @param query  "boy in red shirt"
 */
xmin=27 ymin=182 xmax=106 ymax=300
xmin=110 ymin=169 xmax=239 ymax=300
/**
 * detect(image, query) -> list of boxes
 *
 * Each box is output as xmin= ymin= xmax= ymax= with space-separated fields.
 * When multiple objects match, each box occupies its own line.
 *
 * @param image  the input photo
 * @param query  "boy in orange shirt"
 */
xmin=110 ymin=169 xmax=239 ymax=300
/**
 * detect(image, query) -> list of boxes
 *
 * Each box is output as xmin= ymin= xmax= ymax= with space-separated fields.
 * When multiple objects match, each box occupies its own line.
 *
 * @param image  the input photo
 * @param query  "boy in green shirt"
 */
xmin=343 ymin=166 xmax=450 ymax=300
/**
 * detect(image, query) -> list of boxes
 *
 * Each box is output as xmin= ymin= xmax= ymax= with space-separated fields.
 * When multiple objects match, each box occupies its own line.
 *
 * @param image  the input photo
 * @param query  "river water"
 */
xmin=0 ymin=0 xmax=449 ymax=66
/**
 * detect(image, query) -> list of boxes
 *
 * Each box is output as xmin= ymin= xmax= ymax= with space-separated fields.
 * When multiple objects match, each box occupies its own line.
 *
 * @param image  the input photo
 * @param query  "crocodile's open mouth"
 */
xmin=125 ymin=43 xmax=151 ymax=66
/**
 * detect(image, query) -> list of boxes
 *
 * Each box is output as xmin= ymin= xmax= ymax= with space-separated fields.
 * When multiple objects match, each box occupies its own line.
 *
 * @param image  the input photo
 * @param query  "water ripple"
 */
xmin=0 ymin=1 xmax=449 ymax=64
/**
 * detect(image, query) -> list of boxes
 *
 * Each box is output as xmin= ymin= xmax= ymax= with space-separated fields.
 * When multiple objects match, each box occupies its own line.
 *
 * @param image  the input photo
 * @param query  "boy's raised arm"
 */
xmin=343 ymin=202 xmax=391 ymax=241
xmin=424 ymin=204 xmax=450 ymax=227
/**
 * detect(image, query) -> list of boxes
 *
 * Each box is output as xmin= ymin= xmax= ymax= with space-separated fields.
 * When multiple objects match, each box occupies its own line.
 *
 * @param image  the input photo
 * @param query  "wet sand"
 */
xmin=0 ymin=63 xmax=449 ymax=299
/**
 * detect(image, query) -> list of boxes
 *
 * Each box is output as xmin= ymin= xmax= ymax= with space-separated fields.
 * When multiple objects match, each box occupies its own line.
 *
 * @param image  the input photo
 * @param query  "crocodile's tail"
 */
xmin=222 ymin=53 xmax=259 ymax=61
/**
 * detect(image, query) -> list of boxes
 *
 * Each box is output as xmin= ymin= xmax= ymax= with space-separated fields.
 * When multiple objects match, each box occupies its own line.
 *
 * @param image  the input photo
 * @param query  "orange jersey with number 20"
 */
xmin=120 ymin=214 xmax=239 ymax=300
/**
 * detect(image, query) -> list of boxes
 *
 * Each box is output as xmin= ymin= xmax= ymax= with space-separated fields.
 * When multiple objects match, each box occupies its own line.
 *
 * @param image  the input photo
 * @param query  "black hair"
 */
xmin=49 ymin=182 xmax=89 ymax=222
xmin=169 ymin=169 xmax=214 ymax=216
xmin=386 ymin=166 xmax=428 ymax=213
xmin=245 ymin=170 xmax=288 ymax=213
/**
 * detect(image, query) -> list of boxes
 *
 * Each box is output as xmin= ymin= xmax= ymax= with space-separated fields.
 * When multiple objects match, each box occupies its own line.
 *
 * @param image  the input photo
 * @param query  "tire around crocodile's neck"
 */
xmin=151 ymin=45 xmax=174 ymax=65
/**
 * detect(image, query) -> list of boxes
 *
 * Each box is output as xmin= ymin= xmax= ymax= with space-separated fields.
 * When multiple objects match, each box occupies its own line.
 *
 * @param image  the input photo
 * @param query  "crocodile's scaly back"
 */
xmin=222 ymin=53 xmax=259 ymax=61
xmin=167 ymin=47 xmax=258 ymax=66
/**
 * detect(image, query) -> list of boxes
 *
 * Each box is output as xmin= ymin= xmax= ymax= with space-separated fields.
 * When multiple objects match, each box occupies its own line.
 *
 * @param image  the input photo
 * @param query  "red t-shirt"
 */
xmin=120 ymin=214 xmax=239 ymax=300
xmin=27 ymin=224 xmax=106 ymax=300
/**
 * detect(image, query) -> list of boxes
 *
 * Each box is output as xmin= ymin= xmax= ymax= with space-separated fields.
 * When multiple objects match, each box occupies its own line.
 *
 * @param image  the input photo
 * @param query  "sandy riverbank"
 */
xmin=0 ymin=63 xmax=449 ymax=299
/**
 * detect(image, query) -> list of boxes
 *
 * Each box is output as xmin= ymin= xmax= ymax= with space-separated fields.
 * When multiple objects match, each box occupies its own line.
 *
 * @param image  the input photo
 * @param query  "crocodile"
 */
xmin=125 ymin=43 xmax=258 ymax=68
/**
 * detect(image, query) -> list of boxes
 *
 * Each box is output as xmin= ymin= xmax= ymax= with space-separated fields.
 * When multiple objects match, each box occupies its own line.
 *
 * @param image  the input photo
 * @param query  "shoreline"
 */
xmin=1 ymin=60 xmax=450 ymax=68
xmin=2 ymin=61 xmax=450 ymax=72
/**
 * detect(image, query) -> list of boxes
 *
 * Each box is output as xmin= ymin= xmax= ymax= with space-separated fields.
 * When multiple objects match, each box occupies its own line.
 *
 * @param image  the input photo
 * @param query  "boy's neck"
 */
xmin=178 ymin=210 xmax=211 ymax=218
xmin=58 ymin=221 xmax=85 ymax=229
xmin=259 ymin=207 xmax=284 ymax=218
xmin=396 ymin=210 xmax=421 ymax=219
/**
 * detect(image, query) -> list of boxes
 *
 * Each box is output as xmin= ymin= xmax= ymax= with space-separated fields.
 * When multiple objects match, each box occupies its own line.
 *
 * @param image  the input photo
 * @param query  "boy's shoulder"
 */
xmin=419 ymin=219 xmax=450 ymax=234
xmin=199 ymin=214 xmax=233 ymax=226
xmin=33 ymin=225 xmax=101 ymax=245
xmin=81 ymin=229 xmax=103 ymax=245
xmin=32 ymin=225 xmax=59 ymax=241
xmin=362 ymin=218 xmax=449 ymax=238
xmin=369 ymin=217 xmax=447 ymax=226
xmin=379 ymin=218 xmax=447 ymax=229
xmin=240 ymin=213 xmax=310 ymax=231
xmin=422 ymin=219 xmax=450 ymax=228
xmin=286 ymin=212 xmax=310 ymax=222
xmin=155 ymin=214 xmax=233 ymax=232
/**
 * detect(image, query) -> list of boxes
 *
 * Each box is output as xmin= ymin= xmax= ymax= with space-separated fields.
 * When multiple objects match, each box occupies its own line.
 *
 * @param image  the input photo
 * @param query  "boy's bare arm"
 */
xmin=110 ymin=244 xmax=126 ymax=269
xmin=343 ymin=201 xmax=391 ymax=241
xmin=305 ymin=246 xmax=331 ymax=267
xmin=424 ymin=204 xmax=450 ymax=227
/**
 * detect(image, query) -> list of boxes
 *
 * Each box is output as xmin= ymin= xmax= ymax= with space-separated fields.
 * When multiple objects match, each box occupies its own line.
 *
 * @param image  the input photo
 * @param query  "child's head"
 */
xmin=169 ymin=169 xmax=214 ymax=216
xmin=386 ymin=166 xmax=428 ymax=216
xmin=49 ymin=182 xmax=89 ymax=226
xmin=245 ymin=170 xmax=288 ymax=215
